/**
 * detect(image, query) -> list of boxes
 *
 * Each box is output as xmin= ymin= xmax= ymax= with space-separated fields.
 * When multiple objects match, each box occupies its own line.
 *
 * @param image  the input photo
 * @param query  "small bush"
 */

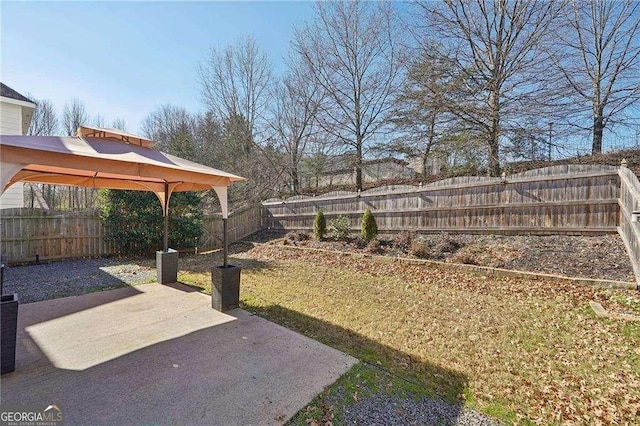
xmin=393 ymin=231 xmax=414 ymax=252
xmin=313 ymin=210 xmax=327 ymax=240
xmin=354 ymin=237 xmax=367 ymax=249
xmin=432 ymin=233 xmax=461 ymax=258
xmin=360 ymin=208 xmax=378 ymax=243
xmin=285 ymin=230 xmax=309 ymax=242
xmin=410 ymin=238 xmax=432 ymax=258
xmin=450 ymin=252 xmax=479 ymax=265
xmin=449 ymin=245 xmax=486 ymax=265
xmin=365 ymin=238 xmax=383 ymax=254
xmin=330 ymin=215 xmax=352 ymax=240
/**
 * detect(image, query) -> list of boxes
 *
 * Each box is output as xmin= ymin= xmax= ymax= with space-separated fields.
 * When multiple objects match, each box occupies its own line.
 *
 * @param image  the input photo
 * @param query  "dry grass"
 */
xmin=177 ymin=243 xmax=640 ymax=424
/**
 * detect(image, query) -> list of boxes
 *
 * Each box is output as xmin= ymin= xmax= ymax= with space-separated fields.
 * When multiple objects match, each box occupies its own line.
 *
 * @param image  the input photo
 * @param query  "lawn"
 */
xmin=177 ymin=242 xmax=640 ymax=425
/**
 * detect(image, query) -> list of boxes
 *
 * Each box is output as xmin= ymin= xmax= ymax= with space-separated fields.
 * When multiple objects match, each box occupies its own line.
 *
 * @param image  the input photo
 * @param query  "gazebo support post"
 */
xmin=211 ymin=187 xmax=240 ymax=312
xmin=156 ymin=182 xmax=178 ymax=284
xmin=223 ymin=218 xmax=228 ymax=267
xmin=163 ymin=210 xmax=169 ymax=252
xmin=163 ymin=182 xmax=169 ymax=252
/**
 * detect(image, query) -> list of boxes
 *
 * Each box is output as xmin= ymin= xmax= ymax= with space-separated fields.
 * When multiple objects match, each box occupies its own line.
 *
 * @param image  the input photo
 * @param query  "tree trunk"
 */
xmin=488 ymin=138 xmax=501 ymax=177
xmin=592 ymin=109 xmax=604 ymax=154
xmin=291 ymin=168 xmax=300 ymax=194
xmin=422 ymin=115 xmax=435 ymax=179
xmin=355 ymin=139 xmax=363 ymax=191
xmin=488 ymin=91 xmax=501 ymax=177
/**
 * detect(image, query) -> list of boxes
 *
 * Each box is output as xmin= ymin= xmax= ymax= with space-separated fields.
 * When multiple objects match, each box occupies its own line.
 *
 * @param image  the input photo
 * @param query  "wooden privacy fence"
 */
xmin=264 ymin=163 xmax=640 ymax=286
xmin=618 ymin=164 xmax=640 ymax=287
xmin=0 ymin=209 xmax=114 ymax=263
xmin=264 ymin=165 xmax=620 ymax=234
xmin=198 ymin=204 xmax=263 ymax=251
xmin=0 ymin=204 xmax=263 ymax=264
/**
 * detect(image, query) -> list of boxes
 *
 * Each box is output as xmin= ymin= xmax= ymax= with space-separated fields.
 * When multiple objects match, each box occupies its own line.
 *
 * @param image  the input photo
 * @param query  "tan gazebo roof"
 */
xmin=0 ymin=127 xmax=245 ymax=219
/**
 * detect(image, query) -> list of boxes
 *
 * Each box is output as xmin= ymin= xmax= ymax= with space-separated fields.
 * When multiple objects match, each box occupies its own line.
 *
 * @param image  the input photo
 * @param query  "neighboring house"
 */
xmin=301 ymin=153 xmax=417 ymax=188
xmin=406 ymin=156 xmax=444 ymax=177
xmin=1 ymin=83 xmax=36 ymax=209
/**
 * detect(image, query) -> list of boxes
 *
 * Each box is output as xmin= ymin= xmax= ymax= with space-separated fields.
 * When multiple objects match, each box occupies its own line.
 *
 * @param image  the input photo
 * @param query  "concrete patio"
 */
xmin=0 ymin=283 xmax=357 ymax=425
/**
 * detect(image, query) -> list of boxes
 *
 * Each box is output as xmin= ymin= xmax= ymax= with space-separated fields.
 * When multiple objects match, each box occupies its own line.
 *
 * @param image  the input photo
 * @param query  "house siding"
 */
xmin=1 ymin=101 xmax=25 ymax=208
xmin=0 ymin=102 xmax=22 ymax=134
xmin=0 ymin=185 xmax=23 ymax=209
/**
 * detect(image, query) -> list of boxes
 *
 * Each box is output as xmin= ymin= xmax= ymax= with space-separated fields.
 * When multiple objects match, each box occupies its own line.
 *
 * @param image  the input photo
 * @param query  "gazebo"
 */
xmin=0 ymin=126 xmax=245 ymax=302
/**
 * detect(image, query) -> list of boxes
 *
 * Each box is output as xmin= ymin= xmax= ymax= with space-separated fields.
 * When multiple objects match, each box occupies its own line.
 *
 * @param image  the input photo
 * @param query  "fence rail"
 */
xmin=0 ymin=204 xmax=262 ymax=264
xmin=264 ymin=165 xmax=620 ymax=235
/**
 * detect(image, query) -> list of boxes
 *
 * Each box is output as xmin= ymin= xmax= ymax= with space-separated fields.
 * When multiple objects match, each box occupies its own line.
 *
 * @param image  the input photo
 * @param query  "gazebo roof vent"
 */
xmin=77 ymin=126 xmax=155 ymax=148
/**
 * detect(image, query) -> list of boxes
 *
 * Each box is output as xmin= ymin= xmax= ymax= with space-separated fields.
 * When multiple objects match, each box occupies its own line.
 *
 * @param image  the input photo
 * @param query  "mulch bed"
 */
xmin=247 ymin=230 xmax=635 ymax=283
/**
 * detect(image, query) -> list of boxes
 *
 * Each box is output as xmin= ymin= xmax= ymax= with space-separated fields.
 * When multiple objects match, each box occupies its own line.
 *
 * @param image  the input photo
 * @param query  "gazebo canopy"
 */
xmin=0 ymin=126 xmax=245 ymax=220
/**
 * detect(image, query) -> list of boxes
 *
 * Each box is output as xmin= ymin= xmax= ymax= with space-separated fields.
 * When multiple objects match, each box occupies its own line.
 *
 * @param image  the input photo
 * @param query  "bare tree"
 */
xmin=293 ymin=1 xmax=405 ymax=190
xmin=25 ymin=97 xmax=59 ymax=209
xmin=62 ymin=98 xmax=89 ymax=136
xmin=111 ymin=118 xmax=127 ymax=132
xmin=421 ymin=0 xmax=562 ymax=176
xmin=197 ymin=35 xmax=272 ymax=143
xmin=141 ymin=105 xmax=198 ymax=160
xmin=60 ymin=98 xmax=94 ymax=209
xmin=27 ymin=97 xmax=58 ymax=136
xmin=93 ymin=114 xmax=105 ymax=128
xmin=268 ymin=58 xmax=323 ymax=193
xmin=555 ymin=0 xmax=640 ymax=154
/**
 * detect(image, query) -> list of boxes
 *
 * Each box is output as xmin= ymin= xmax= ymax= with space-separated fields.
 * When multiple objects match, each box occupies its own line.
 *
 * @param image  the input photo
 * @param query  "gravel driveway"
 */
xmin=1 ymin=258 xmax=156 ymax=303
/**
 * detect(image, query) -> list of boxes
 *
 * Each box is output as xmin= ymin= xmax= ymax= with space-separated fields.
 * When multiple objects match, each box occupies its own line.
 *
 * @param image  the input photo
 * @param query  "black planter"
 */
xmin=156 ymin=249 xmax=178 ymax=284
xmin=211 ymin=265 xmax=241 ymax=312
xmin=1 ymin=294 xmax=18 ymax=375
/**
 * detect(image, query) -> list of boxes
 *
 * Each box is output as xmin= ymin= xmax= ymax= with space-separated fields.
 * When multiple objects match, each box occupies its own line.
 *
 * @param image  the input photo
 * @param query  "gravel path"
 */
xmin=1 ymin=258 xmax=156 ymax=303
xmin=290 ymin=361 xmax=500 ymax=426
xmin=342 ymin=395 xmax=498 ymax=426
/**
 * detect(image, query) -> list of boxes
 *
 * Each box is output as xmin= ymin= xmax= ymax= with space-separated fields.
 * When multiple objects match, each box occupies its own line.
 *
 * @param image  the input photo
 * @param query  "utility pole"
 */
xmin=548 ymin=122 xmax=553 ymax=162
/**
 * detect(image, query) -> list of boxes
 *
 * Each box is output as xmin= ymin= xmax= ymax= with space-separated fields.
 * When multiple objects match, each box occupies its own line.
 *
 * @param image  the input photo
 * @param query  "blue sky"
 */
xmin=1 ymin=1 xmax=316 ymax=134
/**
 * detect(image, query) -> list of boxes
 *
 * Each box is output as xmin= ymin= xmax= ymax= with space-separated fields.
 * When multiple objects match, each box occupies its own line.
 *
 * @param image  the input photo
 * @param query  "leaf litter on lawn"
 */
xmin=234 ymin=244 xmax=640 ymax=424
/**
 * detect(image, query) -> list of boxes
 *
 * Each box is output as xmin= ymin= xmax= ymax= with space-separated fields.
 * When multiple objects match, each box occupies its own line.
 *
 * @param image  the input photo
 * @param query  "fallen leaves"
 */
xmin=236 ymin=244 xmax=640 ymax=424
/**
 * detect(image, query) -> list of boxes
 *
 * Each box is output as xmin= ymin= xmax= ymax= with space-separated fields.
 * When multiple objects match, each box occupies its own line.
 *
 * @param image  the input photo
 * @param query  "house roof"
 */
xmin=1 ymin=83 xmax=35 ymax=104
xmin=319 ymin=155 xmax=410 ymax=175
